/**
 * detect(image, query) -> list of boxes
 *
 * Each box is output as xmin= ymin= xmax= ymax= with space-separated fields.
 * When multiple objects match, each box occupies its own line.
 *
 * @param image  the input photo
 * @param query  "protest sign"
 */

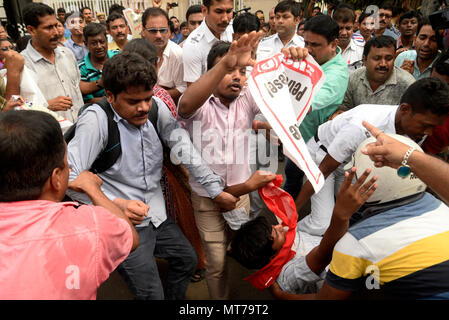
xmin=248 ymin=53 xmax=326 ymax=193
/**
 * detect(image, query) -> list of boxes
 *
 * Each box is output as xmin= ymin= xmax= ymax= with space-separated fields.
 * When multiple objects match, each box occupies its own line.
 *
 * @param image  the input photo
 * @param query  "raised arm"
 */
xmin=178 ymin=31 xmax=263 ymax=118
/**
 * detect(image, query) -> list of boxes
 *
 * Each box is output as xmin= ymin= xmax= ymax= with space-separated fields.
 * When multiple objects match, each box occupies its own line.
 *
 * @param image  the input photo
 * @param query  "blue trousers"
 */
xmin=117 ymin=218 xmax=197 ymax=300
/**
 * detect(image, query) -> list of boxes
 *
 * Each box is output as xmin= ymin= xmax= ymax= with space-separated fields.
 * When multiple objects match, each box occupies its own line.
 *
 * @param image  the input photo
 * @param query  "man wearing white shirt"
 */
xmin=182 ymin=0 xmax=234 ymax=86
xmin=256 ymin=0 xmax=304 ymax=62
xmin=333 ymin=6 xmax=364 ymax=74
xmin=294 ymin=78 xmax=449 ymax=237
xmin=141 ymin=7 xmax=186 ymax=103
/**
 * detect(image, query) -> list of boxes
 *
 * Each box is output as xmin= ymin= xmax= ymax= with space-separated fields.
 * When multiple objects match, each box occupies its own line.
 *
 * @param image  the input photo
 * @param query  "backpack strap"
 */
xmin=90 ymin=98 xmax=121 ymax=174
xmin=148 ymin=98 xmax=159 ymax=135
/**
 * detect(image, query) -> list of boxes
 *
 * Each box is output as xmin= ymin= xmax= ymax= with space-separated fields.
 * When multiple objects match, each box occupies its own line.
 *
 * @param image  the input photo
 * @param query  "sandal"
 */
xmin=191 ymin=269 xmax=205 ymax=283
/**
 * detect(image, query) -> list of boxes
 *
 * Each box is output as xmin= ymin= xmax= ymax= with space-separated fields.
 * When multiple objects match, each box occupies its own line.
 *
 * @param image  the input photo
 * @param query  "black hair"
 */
xmin=22 ymin=3 xmax=55 ymax=28
xmin=379 ymin=3 xmax=394 ymax=13
xmin=80 ymin=6 xmax=91 ymax=14
xmin=432 ymin=50 xmax=449 ymax=77
xmin=332 ymin=6 xmax=356 ymax=23
xmin=57 ymin=8 xmax=66 ymax=14
xmin=108 ymin=4 xmax=125 ymax=15
xmin=358 ymin=10 xmax=375 ymax=25
xmin=232 ymin=12 xmax=260 ymax=34
xmin=83 ymin=22 xmax=107 ymax=42
xmin=274 ymin=0 xmax=301 ymax=18
xmin=180 ymin=21 xmax=188 ymax=29
xmin=230 ymin=215 xmax=276 ymax=270
xmin=168 ymin=19 xmax=175 ymax=34
xmin=400 ymin=77 xmax=449 ymax=117
xmin=363 ymin=35 xmax=396 ymax=57
xmin=15 ymin=35 xmax=32 ymax=52
xmin=303 ymin=15 xmax=339 ymax=43
xmin=186 ymin=4 xmax=203 ymax=21
xmin=106 ymin=12 xmax=128 ymax=30
xmin=142 ymin=7 xmax=169 ymax=28
xmin=170 ymin=16 xmax=179 ymax=22
xmin=0 ymin=111 xmax=65 ymax=202
xmin=398 ymin=10 xmax=421 ymax=26
xmin=102 ymin=51 xmax=157 ymax=96
xmin=207 ymin=40 xmax=230 ymax=71
xmin=417 ymin=16 xmax=433 ymax=35
xmin=122 ymin=39 xmax=159 ymax=66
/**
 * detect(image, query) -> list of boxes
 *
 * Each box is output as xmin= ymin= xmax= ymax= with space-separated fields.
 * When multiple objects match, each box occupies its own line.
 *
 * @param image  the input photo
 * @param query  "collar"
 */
xmin=84 ymin=50 xmax=115 ymax=71
xmin=361 ymin=66 xmax=399 ymax=91
xmin=66 ymin=37 xmax=84 ymax=48
xmin=162 ymin=40 xmax=173 ymax=58
xmin=25 ymin=39 xmax=64 ymax=63
xmin=396 ymin=35 xmax=416 ymax=49
xmin=350 ymin=192 xmax=425 ymax=227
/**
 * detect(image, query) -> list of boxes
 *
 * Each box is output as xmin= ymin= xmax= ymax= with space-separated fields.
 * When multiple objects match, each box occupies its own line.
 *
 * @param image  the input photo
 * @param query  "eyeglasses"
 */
xmin=0 ymin=45 xmax=15 ymax=51
xmin=379 ymin=13 xmax=392 ymax=19
xmin=145 ymin=27 xmax=169 ymax=34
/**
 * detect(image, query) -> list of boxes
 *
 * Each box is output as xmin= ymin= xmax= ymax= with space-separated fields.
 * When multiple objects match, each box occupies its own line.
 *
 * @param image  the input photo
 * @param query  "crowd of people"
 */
xmin=1 ymin=0 xmax=449 ymax=301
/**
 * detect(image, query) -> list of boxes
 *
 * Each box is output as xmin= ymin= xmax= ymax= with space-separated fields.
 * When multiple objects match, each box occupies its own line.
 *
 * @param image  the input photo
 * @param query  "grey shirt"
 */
xmin=67 ymin=97 xmax=224 ymax=228
xmin=341 ymin=66 xmax=415 ymax=110
xmin=21 ymin=41 xmax=84 ymax=123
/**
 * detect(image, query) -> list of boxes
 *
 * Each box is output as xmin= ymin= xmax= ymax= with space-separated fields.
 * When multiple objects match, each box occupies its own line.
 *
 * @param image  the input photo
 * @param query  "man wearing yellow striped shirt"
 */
xmin=271 ymin=134 xmax=449 ymax=299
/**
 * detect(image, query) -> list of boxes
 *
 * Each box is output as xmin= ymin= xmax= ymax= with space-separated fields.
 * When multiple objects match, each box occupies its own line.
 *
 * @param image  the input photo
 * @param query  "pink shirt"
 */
xmin=179 ymin=87 xmax=260 ymax=196
xmin=0 ymin=200 xmax=132 ymax=300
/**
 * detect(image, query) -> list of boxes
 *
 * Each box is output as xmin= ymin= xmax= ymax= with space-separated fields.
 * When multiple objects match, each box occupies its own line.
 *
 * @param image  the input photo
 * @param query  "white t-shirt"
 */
xmin=182 ymin=19 xmax=233 ymax=83
xmin=317 ymin=104 xmax=399 ymax=163
xmin=341 ymin=38 xmax=364 ymax=74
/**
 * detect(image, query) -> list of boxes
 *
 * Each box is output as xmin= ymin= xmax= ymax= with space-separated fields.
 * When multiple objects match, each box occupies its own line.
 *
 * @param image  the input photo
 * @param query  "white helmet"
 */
xmin=345 ymin=134 xmax=427 ymax=205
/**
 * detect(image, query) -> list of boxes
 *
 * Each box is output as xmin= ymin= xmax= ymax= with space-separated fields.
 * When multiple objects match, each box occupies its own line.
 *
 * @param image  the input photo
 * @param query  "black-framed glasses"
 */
xmin=145 ymin=27 xmax=169 ymax=34
xmin=379 ymin=13 xmax=392 ymax=18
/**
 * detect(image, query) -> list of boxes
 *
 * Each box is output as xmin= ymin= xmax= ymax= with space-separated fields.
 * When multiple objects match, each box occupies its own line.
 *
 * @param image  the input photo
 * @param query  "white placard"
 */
xmin=248 ymin=53 xmax=326 ymax=193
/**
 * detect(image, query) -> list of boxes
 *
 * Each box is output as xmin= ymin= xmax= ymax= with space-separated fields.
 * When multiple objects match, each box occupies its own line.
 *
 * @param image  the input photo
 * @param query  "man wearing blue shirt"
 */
xmin=67 ymin=52 xmax=238 ymax=300
xmin=64 ymin=14 xmax=88 ymax=62
xmin=395 ymin=18 xmax=440 ymax=80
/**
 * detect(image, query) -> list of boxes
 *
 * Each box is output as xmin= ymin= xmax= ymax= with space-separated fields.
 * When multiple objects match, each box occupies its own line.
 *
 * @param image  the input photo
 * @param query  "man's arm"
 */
xmin=79 ymin=79 xmax=103 ymax=95
xmin=3 ymin=50 xmax=24 ymax=99
xmin=224 ymin=170 xmax=277 ymax=198
xmin=178 ymin=31 xmax=263 ymax=118
xmin=68 ymin=171 xmax=139 ymax=251
xmin=295 ymin=153 xmax=341 ymax=212
xmin=363 ymin=121 xmax=449 ymax=204
xmin=270 ymin=168 xmax=378 ymax=300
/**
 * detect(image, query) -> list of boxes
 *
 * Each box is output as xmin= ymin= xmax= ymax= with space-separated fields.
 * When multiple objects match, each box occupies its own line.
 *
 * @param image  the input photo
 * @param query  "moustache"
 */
xmin=375 ymin=67 xmax=389 ymax=72
xmin=116 ymin=33 xmax=125 ymax=37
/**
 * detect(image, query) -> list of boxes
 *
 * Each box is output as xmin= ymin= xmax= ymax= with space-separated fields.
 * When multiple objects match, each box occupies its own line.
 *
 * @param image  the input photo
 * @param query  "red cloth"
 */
xmin=422 ymin=116 xmax=449 ymax=155
xmin=244 ymin=174 xmax=298 ymax=290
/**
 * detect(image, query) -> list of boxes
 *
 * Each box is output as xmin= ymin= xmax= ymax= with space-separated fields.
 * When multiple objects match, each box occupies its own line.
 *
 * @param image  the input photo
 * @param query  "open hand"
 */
xmin=333 ymin=167 xmax=378 ymax=221
xmin=224 ymin=31 xmax=264 ymax=69
xmin=47 ymin=96 xmax=73 ymax=111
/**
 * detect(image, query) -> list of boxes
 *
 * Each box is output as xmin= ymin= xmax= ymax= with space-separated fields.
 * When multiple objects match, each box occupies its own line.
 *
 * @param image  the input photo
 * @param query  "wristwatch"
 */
xmin=95 ymin=80 xmax=103 ymax=88
xmin=397 ymin=147 xmax=415 ymax=178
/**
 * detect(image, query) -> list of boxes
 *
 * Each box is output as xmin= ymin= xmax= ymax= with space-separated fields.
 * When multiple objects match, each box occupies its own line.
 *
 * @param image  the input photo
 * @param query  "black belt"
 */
xmin=314 ymin=134 xmax=328 ymax=153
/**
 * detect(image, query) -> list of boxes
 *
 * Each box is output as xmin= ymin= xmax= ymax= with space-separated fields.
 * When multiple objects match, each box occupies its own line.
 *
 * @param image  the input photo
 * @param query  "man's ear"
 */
xmin=105 ymin=90 xmax=115 ymax=105
xmin=331 ymin=38 xmax=339 ymax=51
xmin=398 ymin=102 xmax=412 ymax=115
xmin=26 ymin=25 xmax=36 ymax=37
xmin=49 ymin=167 xmax=63 ymax=192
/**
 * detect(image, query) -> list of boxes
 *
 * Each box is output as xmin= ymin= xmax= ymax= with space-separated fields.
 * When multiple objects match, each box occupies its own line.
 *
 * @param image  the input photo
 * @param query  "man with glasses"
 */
xmin=374 ymin=4 xmax=399 ymax=41
xmin=141 ymin=7 xmax=186 ymax=104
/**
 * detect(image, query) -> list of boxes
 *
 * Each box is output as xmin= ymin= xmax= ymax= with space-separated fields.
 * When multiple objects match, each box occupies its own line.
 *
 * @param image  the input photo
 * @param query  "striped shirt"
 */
xmin=78 ymin=50 xmax=119 ymax=102
xmin=326 ymin=193 xmax=449 ymax=299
